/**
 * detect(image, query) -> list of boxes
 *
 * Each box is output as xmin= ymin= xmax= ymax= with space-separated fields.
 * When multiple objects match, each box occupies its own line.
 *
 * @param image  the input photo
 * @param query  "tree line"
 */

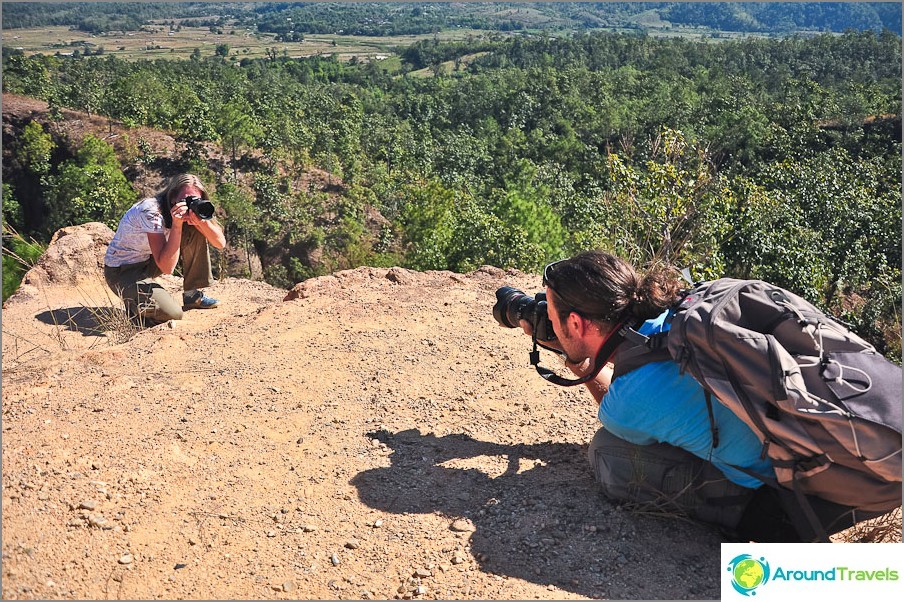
xmin=3 ymin=3 xmax=901 ymax=36
xmin=2 ymin=30 xmax=901 ymax=357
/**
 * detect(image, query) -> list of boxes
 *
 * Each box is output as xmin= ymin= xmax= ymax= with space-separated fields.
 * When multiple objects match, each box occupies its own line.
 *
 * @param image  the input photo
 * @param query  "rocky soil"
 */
xmin=0 ymin=223 xmax=745 ymax=600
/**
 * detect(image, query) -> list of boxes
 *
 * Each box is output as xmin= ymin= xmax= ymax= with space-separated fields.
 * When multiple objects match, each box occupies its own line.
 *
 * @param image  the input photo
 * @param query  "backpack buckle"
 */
xmin=795 ymin=454 xmax=829 ymax=472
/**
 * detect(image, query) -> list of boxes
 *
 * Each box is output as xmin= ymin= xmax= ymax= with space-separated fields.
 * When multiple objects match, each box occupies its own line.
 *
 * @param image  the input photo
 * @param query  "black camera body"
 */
xmin=183 ymin=195 xmax=215 ymax=220
xmin=493 ymin=286 xmax=556 ymax=341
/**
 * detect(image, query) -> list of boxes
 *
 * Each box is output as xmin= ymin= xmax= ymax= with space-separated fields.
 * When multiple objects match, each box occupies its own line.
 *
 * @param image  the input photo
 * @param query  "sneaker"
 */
xmin=183 ymin=290 xmax=219 ymax=310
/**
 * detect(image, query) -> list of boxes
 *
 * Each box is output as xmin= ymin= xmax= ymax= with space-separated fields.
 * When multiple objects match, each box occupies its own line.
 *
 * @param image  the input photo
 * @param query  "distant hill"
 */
xmin=2 ymin=2 xmax=901 ymax=36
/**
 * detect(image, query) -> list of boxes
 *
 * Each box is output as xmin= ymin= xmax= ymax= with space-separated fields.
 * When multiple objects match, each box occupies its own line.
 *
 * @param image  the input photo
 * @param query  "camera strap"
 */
xmin=530 ymin=320 xmax=639 ymax=387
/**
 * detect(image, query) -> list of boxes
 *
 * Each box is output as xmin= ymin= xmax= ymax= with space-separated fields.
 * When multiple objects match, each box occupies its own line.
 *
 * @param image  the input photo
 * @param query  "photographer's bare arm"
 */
xmin=148 ymin=202 xmax=187 ymax=274
xmin=185 ymin=209 xmax=226 ymax=249
xmin=565 ymin=357 xmax=614 ymax=403
xmin=518 ymin=319 xmax=614 ymax=403
xmin=148 ymin=201 xmax=226 ymax=275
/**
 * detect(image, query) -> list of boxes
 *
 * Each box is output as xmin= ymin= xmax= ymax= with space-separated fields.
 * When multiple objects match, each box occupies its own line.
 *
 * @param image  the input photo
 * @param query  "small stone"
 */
xmin=344 ymin=539 xmax=360 ymax=550
xmin=372 ymin=519 xmax=383 ymax=528
xmin=78 ymin=501 xmax=97 ymax=511
xmin=451 ymin=553 xmax=466 ymax=565
xmin=282 ymin=580 xmax=296 ymax=592
xmin=330 ymin=553 xmax=341 ymax=566
xmin=188 ymin=536 xmax=198 ymax=546
xmin=301 ymin=524 xmax=318 ymax=533
xmin=87 ymin=515 xmax=107 ymax=528
xmin=415 ymin=585 xmax=428 ymax=595
xmin=296 ymin=437 xmax=304 ymax=445
xmin=118 ymin=554 xmax=133 ymax=565
xmin=414 ymin=568 xmax=432 ymax=578
xmin=450 ymin=519 xmax=475 ymax=532
xmin=266 ymin=530 xmax=277 ymax=538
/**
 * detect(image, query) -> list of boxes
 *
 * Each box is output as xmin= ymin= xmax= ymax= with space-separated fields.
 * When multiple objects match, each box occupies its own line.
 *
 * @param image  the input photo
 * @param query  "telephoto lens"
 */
xmin=492 ymin=286 xmax=556 ymax=341
xmin=184 ymin=195 xmax=215 ymax=220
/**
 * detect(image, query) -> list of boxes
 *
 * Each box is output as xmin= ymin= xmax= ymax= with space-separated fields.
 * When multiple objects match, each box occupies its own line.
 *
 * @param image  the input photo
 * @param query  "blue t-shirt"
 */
xmin=598 ymin=310 xmax=775 ymax=489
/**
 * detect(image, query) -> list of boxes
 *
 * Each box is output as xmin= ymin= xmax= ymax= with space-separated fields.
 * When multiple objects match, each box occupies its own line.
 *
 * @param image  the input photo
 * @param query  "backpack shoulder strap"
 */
xmin=611 ymin=331 xmax=672 ymax=380
xmin=610 ymin=296 xmax=691 ymax=381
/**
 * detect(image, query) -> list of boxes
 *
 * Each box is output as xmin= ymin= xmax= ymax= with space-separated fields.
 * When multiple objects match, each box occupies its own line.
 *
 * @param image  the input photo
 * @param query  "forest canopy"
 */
xmin=2 ymin=22 xmax=901 ymax=357
xmin=2 ymin=2 xmax=901 ymax=35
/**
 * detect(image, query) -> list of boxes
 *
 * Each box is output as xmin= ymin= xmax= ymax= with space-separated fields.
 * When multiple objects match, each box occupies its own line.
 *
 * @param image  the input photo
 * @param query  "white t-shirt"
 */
xmin=104 ymin=198 xmax=168 ymax=267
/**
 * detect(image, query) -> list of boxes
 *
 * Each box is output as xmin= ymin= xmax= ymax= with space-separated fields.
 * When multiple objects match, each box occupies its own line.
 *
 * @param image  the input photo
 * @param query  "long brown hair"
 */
xmin=155 ymin=173 xmax=210 ymax=228
xmin=545 ymin=251 xmax=682 ymax=326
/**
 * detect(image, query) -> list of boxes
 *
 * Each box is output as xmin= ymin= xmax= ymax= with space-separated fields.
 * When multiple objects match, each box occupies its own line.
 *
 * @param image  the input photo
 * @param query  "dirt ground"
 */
xmin=3 ymin=87 xmax=900 ymax=597
xmin=0 ymin=222 xmax=749 ymax=600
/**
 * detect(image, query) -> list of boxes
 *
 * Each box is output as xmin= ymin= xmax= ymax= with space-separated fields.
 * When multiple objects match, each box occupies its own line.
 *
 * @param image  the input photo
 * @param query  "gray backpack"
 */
xmin=614 ymin=279 xmax=902 ymax=530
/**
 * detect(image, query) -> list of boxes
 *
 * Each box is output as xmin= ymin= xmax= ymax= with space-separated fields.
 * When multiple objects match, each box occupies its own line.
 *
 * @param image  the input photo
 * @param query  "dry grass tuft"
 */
xmin=74 ymin=280 xmax=141 ymax=345
xmin=834 ymin=507 xmax=902 ymax=543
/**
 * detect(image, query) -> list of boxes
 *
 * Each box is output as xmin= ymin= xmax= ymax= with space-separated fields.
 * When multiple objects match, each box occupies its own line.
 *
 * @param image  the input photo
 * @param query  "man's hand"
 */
xmin=519 ymin=318 xmax=566 ymax=353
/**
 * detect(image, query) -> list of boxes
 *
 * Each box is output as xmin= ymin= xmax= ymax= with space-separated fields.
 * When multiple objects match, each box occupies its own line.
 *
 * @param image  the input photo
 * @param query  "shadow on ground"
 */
xmin=35 ymin=306 xmax=126 ymax=337
xmin=351 ymin=428 xmax=723 ymax=599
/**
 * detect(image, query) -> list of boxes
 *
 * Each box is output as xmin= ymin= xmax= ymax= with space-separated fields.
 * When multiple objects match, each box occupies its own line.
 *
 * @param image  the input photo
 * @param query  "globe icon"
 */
xmin=734 ymin=558 xmax=765 ymax=590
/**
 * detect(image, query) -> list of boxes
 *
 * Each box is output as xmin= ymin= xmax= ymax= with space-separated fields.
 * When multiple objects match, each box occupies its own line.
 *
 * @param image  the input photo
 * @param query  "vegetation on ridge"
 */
xmin=2 ymin=22 xmax=901 ymax=358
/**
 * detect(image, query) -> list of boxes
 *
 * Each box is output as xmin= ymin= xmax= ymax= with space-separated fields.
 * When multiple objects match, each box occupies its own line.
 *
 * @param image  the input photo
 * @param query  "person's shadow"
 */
xmin=351 ymin=428 xmax=723 ymax=599
xmin=35 ymin=306 xmax=127 ymax=336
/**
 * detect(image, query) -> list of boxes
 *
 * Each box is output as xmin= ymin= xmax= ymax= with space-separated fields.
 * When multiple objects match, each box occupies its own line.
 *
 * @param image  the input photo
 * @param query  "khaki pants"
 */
xmin=104 ymin=226 xmax=213 ymax=324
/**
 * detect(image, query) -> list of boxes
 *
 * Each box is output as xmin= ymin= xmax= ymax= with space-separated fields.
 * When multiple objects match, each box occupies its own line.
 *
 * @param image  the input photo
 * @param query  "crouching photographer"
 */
xmin=104 ymin=173 xmax=225 ymax=325
xmin=494 ymin=250 xmax=899 ymax=542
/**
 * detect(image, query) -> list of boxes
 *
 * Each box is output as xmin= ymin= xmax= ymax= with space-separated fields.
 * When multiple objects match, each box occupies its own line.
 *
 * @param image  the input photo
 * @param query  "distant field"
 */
xmin=2 ymin=24 xmax=506 ymax=62
xmin=408 ymin=51 xmax=490 ymax=78
xmin=1 ymin=22 xmax=787 ymax=66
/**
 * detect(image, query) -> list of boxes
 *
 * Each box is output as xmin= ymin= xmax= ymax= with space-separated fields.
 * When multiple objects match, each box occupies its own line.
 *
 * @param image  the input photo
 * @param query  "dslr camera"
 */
xmin=493 ymin=286 xmax=556 ymax=341
xmin=183 ymin=195 xmax=215 ymax=220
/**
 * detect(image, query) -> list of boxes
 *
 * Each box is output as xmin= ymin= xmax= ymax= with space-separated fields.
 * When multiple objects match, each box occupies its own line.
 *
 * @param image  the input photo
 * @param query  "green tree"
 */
xmin=722 ymin=177 xmax=833 ymax=302
xmin=43 ymin=135 xmax=136 ymax=234
xmin=3 ymin=178 xmax=45 ymax=300
xmin=489 ymin=160 xmax=566 ymax=265
xmin=215 ymin=182 xmax=256 ymax=278
xmin=18 ymin=120 xmax=54 ymax=178
xmin=604 ymin=128 xmax=728 ymax=275
xmin=2 ymin=222 xmax=45 ymax=302
xmin=215 ymin=101 xmax=262 ymax=179
xmin=398 ymin=179 xmax=456 ymax=270
xmin=5 ymin=121 xmax=56 ymax=234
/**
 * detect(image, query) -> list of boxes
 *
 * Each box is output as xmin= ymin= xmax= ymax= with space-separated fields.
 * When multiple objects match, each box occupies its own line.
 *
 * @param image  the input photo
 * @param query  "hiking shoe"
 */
xmin=183 ymin=290 xmax=219 ymax=310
